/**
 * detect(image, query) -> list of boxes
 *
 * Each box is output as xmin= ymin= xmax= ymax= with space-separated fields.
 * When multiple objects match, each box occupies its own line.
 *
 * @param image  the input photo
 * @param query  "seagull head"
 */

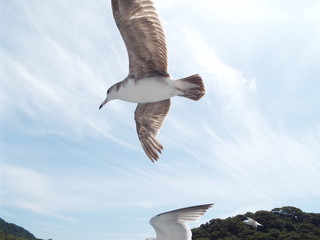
xmin=99 ymin=87 xmax=117 ymax=109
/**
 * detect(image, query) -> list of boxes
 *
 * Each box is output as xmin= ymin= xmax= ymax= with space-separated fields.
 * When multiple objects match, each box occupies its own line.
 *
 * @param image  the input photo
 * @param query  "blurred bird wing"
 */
xmin=149 ymin=204 xmax=213 ymax=240
xmin=256 ymin=221 xmax=263 ymax=226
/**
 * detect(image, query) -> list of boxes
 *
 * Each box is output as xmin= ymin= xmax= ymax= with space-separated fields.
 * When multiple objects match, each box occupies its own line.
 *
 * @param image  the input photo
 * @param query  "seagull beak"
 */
xmin=99 ymin=99 xmax=108 ymax=110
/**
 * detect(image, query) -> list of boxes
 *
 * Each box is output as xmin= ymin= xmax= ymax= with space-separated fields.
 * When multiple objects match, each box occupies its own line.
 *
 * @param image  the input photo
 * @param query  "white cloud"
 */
xmin=0 ymin=1 xmax=139 ymax=148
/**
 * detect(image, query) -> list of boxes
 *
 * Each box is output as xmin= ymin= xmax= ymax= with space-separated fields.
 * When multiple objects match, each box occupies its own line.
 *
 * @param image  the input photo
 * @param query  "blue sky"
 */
xmin=1 ymin=0 xmax=320 ymax=239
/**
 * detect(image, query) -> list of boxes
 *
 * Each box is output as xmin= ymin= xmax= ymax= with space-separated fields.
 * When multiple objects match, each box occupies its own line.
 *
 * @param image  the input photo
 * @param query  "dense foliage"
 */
xmin=192 ymin=206 xmax=320 ymax=240
xmin=0 ymin=218 xmax=46 ymax=240
xmin=2 ymin=206 xmax=319 ymax=240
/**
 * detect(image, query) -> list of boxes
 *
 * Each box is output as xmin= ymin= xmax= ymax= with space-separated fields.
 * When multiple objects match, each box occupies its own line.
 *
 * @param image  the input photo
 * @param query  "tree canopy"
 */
xmin=0 ymin=218 xmax=47 ymax=240
xmin=1 ymin=206 xmax=319 ymax=240
xmin=192 ymin=206 xmax=320 ymax=240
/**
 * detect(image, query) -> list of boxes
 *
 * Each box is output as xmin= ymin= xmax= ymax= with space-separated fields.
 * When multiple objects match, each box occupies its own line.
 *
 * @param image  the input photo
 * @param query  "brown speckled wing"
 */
xmin=134 ymin=99 xmax=170 ymax=162
xmin=111 ymin=0 xmax=169 ymax=79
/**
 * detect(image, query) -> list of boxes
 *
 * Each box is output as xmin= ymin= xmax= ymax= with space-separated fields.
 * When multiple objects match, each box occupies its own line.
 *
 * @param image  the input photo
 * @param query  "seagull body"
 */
xmin=243 ymin=217 xmax=263 ymax=230
xmin=106 ymin=76 xmax=181 ymax=103
xmin=147 ymin=204 xmax=213 ymax=240
xmin=100 ymin=0 xmax=205 ymax=162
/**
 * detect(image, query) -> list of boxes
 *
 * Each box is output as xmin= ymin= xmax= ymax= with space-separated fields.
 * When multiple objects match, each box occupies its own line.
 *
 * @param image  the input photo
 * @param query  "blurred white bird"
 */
xmin=243 ymin=217 xmax=263 ymax=230
xmin=146 ymin=204 xmax=213 ymax=240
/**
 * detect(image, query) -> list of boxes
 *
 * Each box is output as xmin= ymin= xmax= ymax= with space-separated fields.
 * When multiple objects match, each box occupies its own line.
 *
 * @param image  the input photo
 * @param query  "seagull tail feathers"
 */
xmin=176 ymin=74 xmax=205 ymax=101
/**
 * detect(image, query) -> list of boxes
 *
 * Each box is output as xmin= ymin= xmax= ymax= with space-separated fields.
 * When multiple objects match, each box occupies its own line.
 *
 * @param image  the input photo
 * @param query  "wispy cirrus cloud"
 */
xmin=0 ymin=1 xmax=137 ymax=147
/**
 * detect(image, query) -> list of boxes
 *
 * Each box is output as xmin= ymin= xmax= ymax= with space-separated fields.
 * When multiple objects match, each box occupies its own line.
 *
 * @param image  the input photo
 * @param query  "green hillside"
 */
xmin=192 ymin=206 xmax=320 ymax=240
xmin=2 ymin=206 xmax=320 ymax=240
xmin=0 ymin=218 xmax=45 ymax=240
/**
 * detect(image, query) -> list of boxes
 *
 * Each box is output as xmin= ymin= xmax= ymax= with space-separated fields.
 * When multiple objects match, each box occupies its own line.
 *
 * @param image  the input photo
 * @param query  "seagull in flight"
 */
xmin=146 ymin=204 xmax=213 ymax=240
xmin=99 ymin=0 xmax=205 ymax=162
xmin=243 ymin=217 xmax=263 ymax=230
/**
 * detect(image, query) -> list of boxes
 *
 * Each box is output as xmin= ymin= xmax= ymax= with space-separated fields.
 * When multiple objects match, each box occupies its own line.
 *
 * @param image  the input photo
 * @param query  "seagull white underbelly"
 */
xmin=117 ymin=77 xmax=178 ymax=103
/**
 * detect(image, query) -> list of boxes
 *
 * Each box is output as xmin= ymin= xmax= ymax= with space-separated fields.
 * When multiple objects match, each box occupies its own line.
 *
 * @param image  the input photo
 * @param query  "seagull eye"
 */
xmin=107 ymin=89 xmax=110 ymax=94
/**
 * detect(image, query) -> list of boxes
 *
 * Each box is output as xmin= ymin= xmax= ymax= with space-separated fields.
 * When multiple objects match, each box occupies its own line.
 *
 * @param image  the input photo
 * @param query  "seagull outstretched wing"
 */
xmin=134 ymin=99 xmax=170 ymax=162
xmin=149 ymin=204 xmax=213 ymax=240
xmin=112 ymin=0 xmax=169 ymax=78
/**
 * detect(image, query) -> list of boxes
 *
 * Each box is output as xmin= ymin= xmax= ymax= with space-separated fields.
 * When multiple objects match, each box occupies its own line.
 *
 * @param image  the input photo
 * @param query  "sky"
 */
xmin=1 ymin=0 xmax=320 ymax=239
